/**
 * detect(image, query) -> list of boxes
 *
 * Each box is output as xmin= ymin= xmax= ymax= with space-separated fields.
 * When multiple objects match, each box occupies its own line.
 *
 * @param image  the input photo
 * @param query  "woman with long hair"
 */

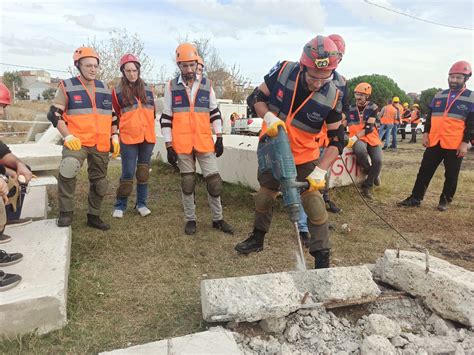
xmin=112 ymin=54 xmax=156 ymax=218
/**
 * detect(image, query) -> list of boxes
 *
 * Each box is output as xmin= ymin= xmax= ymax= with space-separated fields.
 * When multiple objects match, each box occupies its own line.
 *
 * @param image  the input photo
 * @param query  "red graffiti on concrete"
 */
xmin=330 ymin=152 xmax=360 ymax=177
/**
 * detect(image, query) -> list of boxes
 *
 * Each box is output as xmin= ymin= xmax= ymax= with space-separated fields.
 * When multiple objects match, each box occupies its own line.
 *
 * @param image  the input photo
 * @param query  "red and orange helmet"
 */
xmin=354 ymin=82 xmax=372 ymax=96
xmin=328 ymin=34 xmax=345 ymax=56
xmin=449 ymin=61 xmax=472 ymax=77
xmin=300 ymin=35 xmax=339 ymax=70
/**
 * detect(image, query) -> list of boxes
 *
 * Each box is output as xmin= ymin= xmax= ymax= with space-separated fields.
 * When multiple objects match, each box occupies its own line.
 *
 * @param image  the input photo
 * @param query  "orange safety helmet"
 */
xmin=176 ymin=43 xmax=199 ymax=63
xmin=328 ymin=34 xmax=345 ymax=56
xmin=413 ymin=103 xmax=420 ymax=108
xmin=300 ymin=35 xmax=339 ymax=70
xmin=354 ymin=82 xmax=372 ymax=96
xmin=197 ymin=55 xmax=204 ymax=67
xmin=120 ymin=53 xmax=140 ymax=70
xmin=449 ymin=60 xmax=472 ymax=77
xmin=73 ymin=47 xmax=100 ymax=67
xmin=0 ymin=82 xmax=12 ymax=106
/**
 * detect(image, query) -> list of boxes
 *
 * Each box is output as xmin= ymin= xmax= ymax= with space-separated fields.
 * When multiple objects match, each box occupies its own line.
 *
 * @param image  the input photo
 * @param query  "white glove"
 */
xmin=306 ymin=166 xmax=327 ymax=192
xmin=346 ymin=135 xmax=358 ymax=148
xmin=264 ymin=111 xmax=286 ymax=137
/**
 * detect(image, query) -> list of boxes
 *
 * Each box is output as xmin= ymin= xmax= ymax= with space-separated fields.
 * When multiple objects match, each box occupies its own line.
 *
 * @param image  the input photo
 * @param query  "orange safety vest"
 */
xmin=263 ymin=62 xmax=340 ymax=165
xmin=380 ymin=104 xmax=398 ymax=125
xmin=170 ymin=76 xmax=214 ymax=154
xmin=61 ymin=76 xmax=112 ymax=152
xmin=429 ymin=88 xmax=474 ymax=149
xmin=112 ymin=83 xmax=156 ymax=145
xmin=347 ymin=102 xmax=382 ymax=146
xmin=315 ymin=124 xmax=329 ymax=148
xmin=410 ymin=109 xmax=421 ymax=125
xmin=402 ymin=109 xmax=411 ymax=123
xmin=394 ymin=104 xmax=404 ymax=123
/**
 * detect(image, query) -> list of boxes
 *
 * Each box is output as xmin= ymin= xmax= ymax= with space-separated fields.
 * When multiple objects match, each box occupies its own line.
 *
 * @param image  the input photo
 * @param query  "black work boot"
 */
xmin=397 ymin=195 xmax=421 ymax=207
xmin=437 ymin=195 xmax=450 ymax=212
xmin=212 ymin=220 xmax=234 ymax=235
xmin=299 ymin=231 xmax=310 ymax=248
xmin=57 ymin=211 xmax=73 ymax=227
xmin=361 ymin=186 xmax=373 ymax=200
xmin=185 ymin=220 xmax=197 ymax=235
xmin=87 ymin=214 xmax=110 ymax=231
xmin=235 ymin=229 xmax=265 ymax=255
xmin=310 ymin=249 xmax=330 ymax=269
xmin=325 ymin=200 xmax=342 ymax=213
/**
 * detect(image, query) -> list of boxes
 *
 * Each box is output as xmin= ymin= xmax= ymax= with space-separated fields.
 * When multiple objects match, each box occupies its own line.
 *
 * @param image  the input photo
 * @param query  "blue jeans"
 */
xmin=379 ymin=124 xmax=394 ymax=148
xmin=391 ymin=124 xmax=399 ymax=148
xmin=114 ymin=141 xmax=155 ymax=211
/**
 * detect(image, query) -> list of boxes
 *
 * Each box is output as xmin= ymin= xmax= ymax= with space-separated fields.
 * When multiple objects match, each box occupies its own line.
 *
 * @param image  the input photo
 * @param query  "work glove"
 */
xmin=306 ymin=166 xmax=327 ymax=192
xmin=214 ymin=136 xmax=224 ymax=157
xmin=166 ymin=145 xmax=178 ymax=166
xmin=64 ymin=134 xmax=81 ymax=151
xmin=346 ymin=135 xmax=358 ymax=149
xmin=111 ymin=134 xmax=120 ymax=158
xmin=264 ymin=111 xmax=286 ymax=137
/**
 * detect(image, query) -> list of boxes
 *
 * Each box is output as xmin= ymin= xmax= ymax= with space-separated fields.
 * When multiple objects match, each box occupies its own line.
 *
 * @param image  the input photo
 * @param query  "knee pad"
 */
xmin=136 ymin=163 xmax=150 ymax=185
xmin=116 ymin=179 xmax=133 ymax=198
xmin=59 ymin=157 xmax=81 ymax=179
xmin=301 ymin=191 xmax=328 ymax=225
xmin=255 ymin=187 xmax=278 ymax=213
xmin=91 ymin=178 xmax=108 ymax=197
xmin=181 ymin=173 xmax=196 ymax=195
xmin=205 ymin=173 xmax=222 ymax=198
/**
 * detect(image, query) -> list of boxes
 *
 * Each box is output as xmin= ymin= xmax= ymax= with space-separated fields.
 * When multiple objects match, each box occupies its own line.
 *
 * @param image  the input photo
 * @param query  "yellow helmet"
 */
xmin=403 ymin=102 xmax=409 ymax=108
xmin=413 ymin=103 xmax=420 ymax=108
xmin=392 ymin=96 xmax=400 ymax=103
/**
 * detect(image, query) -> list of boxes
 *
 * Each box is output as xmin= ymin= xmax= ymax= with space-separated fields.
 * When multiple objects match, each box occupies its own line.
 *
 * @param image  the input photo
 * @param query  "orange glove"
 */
xmin=111 ymin=134 xmax=120 ymax=158
xmin=64 ymin=134 xmax=81 ymax=151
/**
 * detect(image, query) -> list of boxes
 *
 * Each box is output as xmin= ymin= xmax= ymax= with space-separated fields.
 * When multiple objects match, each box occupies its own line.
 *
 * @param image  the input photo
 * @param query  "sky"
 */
xmin=0 ymin=0 xmax=473 ymax=93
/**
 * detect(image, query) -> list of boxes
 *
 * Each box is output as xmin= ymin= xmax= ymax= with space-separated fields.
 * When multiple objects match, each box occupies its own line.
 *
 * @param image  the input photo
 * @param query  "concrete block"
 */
xmin=24 ymin=114 xmax=51 ymax=142
xmin=365 ymin=314 xmax=401 ymax=338
xmin=37 ymin=126 xmax=62 ymax=144
xmin=374 ymin=249 xmax=474 ymax=327
xmin=201 ymin=266 xmax=380 ymax=323
xmin=361 ymin=335 xmax=396 ymax=354
xmin=100 ymin=328 xmax=241 ymax=355
xmin=8 ymin=143 xmax=62 ymax=172
xmin=20 ymin=185 xmax=48 ymax=220
xmin=155 ymin=136 xmax=364 ymax=190
xmin=29 ymin=175 xmax=57 ymax=188
xmin=0 ymin=219 xmax=72 ymax=337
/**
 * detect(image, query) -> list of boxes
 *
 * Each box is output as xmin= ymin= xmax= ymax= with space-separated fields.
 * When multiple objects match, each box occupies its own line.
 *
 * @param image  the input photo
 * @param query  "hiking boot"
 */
xmin=326 ymin=200 xmax=341 ymax=213
xmin=185 ymin=220 xmax=197 ymax=235
xmin=212 ymin=220 xmax=234 ymax=235
xmin=437 ymin=195 xmax=450 ymax=212
xmin=310 ymin=249 xmax=330 ymax=269
xmin=299 ymin=231 xmax=310 ymax=248
xmin=87 ymin=214 xmax=110 ymax=231
xmin=374 ymin=175 xmax=381 ymax=186
xmin=0 ymin=249 xmax=23 ymax=266
xmin=0 ymin=270 xmax=22 ymax=291
xmin=57 ymin=211 xmax=73 ymax=227
xmin=0 ymin=233 xmax=12 ymax=244
xmin=397 ymin=195 xmax=421 ymax=207
xmin=361 ymin=186 xmax=373 ymax=200
xmin=235 ymin=230 xmax=265 ymax=255
xmin=6 ymin=218 xmax=32 ymax=227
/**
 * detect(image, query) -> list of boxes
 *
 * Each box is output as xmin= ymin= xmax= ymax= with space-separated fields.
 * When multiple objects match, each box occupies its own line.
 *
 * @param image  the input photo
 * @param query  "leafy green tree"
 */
xmin=2 ymin=71 xmax=22 ymax=94
xmin=16 ymin=88 xmax=29 ymax=100
xmin=42 ymin=87 xmax=56 ymax=100
xmin=346 ymin=74 xmax=410 ymax=109
xmin=419 ymin=87 xmax=442 ymax=114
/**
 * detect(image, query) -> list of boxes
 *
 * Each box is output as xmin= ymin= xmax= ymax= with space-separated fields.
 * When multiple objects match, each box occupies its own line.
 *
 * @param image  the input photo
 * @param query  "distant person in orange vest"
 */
xmin=400 ymin=102 xmax=411 ymax=141
xmin=398 ymin=61 xmax=473 ymax=211
xmin=379 ymin=97 xmax=400 ymax=150
xmin=391 ymin=98 xmax=404 ymax=149
xmin=111 ymin=54 xmax=156 ymax=219
xmin=47 ymin=47 xmax=119 ymax=230
xmin=160 ymin=43 xmax=233 ymax=236
xmin=346 ymin=82 xmax=382 ymax=199
xmin=408 ymin=103 xmax=421 ymax=143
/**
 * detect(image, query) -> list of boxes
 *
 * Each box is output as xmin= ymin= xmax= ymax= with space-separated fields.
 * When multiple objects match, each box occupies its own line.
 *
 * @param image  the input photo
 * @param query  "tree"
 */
xmin=69 ymin=29 xmax=154 ymax=86
xmin=42 ymin=88 xmax=56 ymax=100
xmin=346 ymin=74 xmax=410 ymax=109
xmin=419 ymin=87 xmax=441 ymax=114
xmin=2 ymin=71 xmax=22 ymax=96
xmin=16 ymin=88 xmax=29 ymax=100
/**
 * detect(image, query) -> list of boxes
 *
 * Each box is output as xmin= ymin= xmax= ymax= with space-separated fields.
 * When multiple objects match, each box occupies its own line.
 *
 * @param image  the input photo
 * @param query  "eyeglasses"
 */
xmin=82 ymin=64 xmax=99 ymax=69
xmin=305 ymin=72 xmax=333 ymax=84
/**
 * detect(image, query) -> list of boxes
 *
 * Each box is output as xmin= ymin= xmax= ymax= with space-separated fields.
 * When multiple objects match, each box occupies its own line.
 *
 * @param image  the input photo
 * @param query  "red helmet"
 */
xmin=0 ymin=82 xmax=12 ymax=106
xmin=449 ymin=61 xmax=472 ymax=77
xmin=120 ymin=54 xmax=140 ymax=71
xmin=328 ymin=34 xmax=345 ymax=56
xmin=300 ymin=35 xmax=339 ymax=70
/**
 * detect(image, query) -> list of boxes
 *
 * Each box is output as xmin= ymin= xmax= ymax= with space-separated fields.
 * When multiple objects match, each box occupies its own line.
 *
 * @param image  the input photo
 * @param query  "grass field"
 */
xmin=0 ymin=139 xmax=473 ymax=354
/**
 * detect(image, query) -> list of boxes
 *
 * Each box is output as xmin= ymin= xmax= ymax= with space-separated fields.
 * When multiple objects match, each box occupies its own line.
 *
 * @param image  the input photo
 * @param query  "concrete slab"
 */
xmin=155 ymin=135 xmax=365 ymax=190
xmin=24 ymin=114 xmax=51 ymax=142
xmin=20 ymin=185 xmax=48 ymax=220
xmin=201 ymin=266 xmax=380 ymax=323
xmin=8 ymin=143 xmax=62 ymax=172
xmin=0 ymin=219 xmax=72 ymax=337
xmin=100 ymin=328 xmax=241 ymax=355
xmin=29 ymin=175 xmax=57 ymax=188
xmin=37 ymin=126 xmax=62 ymax=145
xmin=374 ymin=249 xmax=474 ymax=327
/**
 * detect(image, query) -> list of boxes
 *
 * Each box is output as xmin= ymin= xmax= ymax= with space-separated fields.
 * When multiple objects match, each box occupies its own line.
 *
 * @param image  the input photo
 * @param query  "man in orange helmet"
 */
xmin=48 ymin=47 xmax=119 ymax=230
xmin=398 ymin=61 xmax=473 ymax=211
xmin=235 ymin=35 xmax=347 ymax=269
xmin=160 ymin=43 xmax=233 ymax=236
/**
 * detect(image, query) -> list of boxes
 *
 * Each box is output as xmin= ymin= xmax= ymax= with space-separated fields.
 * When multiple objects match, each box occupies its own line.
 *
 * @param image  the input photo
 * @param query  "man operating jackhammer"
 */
xmin=234 ymin=35 xmax=349 ymax=269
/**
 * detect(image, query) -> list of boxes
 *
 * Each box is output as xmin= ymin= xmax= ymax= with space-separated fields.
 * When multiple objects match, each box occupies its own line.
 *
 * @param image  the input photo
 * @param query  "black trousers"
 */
xmin=412 ymin=143 xmax=464 ymax=202
xmin=400 ymin=123 xmax=406 ymax=140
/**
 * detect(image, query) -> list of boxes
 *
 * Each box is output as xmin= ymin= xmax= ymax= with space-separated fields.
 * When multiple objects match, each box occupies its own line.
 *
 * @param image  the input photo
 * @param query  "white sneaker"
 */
xmin=136 ymin=206 xmax=151 ymax=217
xmin=112 ymin=209 xmax=123 ymax=218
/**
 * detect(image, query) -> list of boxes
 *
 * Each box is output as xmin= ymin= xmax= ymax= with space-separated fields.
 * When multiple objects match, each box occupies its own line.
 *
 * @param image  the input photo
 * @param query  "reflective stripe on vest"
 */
xmin=347 ymin=102 xmax=382 ymax=146
xmin=380 ymin=104 xmax=398 ymax=124
xmin=63 ymin=77 xmax=112 ymax=152
xmin=265 ymin=61 xmax=340 ymax=164
xmin=170 ymin=77 xmax=213 ymax=154
xmin=114 ymin=83 xmax=156 ymax=144
xmin=429 ymin=89 xmax=473 ymax=149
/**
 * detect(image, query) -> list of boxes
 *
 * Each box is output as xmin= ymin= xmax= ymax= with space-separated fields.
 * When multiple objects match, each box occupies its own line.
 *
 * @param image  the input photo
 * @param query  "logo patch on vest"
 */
xmin=174 ymin=95 xmax=182 ymax=105
xmin=277 ymin=89 xmax=284 ymax=100
xmin=198 ymin=96 xmax=209 ymax=104
xmin=306 ymin=112 xmax=323 ymax=122
xmin=457 ymin=104 xmax=468 ymax=112
xmin=435 ymin=100 xmax=442 ymax=107
xmin=102 ymin=99 xmax=112 ymax=109
xmin=73 ymin=95 xmax=82 ymax=103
